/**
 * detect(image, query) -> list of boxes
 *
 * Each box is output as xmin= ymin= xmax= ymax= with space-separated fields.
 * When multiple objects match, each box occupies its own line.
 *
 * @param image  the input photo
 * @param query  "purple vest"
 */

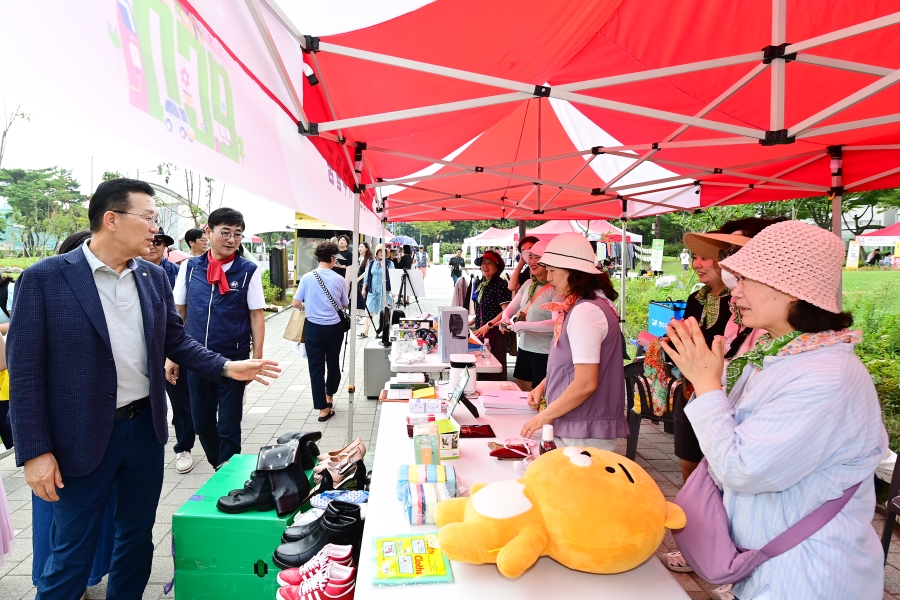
xmin=545 ymin=297 xmax=628 ymax=440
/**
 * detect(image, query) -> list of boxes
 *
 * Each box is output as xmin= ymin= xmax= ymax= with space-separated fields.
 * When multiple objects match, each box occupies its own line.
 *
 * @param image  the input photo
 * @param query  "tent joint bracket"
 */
xmin=591 ymin=146 xmax=605 ymax=155
xmin=475 ymin=166 xmax=484 ymax=172
xmin=761 ymin=43 xmax=796 ymax=64
xmin=760 ymin=129 xmax=795 ymax=145
xmin=298 ymin=121 xmax=319 ymax=136
xmin=534 ymin=85 xmax=551 ymax=97
xmin=303 ymin=35 xmax=320 ymax=53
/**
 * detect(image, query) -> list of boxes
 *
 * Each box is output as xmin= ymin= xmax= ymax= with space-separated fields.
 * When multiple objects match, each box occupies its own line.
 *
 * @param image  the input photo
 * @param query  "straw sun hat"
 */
xmin=538 ymin=232 xmax=600 ymax=274
xmin=683 ymin=232 xmax=751 ymax=261
xmin=719 ymin=220 xmax=845 ymax=313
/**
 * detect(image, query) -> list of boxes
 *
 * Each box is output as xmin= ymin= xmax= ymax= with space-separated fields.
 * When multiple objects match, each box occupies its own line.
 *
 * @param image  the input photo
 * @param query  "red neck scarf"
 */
xmin=542 ymin=293 xmax=579 ymax=347
xmin=207 ymin=251 xmax=235 ymax=295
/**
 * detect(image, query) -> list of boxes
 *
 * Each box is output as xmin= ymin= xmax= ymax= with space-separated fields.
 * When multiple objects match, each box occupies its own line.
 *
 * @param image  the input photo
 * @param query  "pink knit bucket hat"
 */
xmin=719 ymin=221 xmax=845 ymax=313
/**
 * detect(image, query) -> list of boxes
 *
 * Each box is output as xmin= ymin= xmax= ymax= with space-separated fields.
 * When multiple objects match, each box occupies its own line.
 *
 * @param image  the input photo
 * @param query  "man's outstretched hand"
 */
xmin=226 ymin=359 xmax=281 ymax=385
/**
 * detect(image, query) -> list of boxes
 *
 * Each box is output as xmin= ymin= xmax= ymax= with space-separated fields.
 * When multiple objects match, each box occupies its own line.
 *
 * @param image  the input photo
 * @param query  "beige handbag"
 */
xmin=283 ymin=308 xmax=306 ymax=343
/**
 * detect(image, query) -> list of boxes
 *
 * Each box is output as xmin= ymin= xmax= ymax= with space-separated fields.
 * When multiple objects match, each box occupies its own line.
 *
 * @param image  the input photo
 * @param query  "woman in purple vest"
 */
xmin=520 ymin=233 xmax=628 ymax=451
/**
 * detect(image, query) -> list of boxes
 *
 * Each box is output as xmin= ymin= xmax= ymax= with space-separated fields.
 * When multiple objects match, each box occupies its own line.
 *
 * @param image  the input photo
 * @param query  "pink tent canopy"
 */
xmin=856 ymin=221 xmax=900 ymax=246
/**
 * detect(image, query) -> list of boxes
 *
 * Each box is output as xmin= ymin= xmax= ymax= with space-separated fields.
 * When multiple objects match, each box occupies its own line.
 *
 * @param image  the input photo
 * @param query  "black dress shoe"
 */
xmin=273 ymin=513 xmax=362 ymax=569
xmin=276 ymin=432 xmax=323 ymax=470
xmin=282 ymin=500 xmax=362 ymax=543
xmin=216 ymin=471 xmax=274 ymax=513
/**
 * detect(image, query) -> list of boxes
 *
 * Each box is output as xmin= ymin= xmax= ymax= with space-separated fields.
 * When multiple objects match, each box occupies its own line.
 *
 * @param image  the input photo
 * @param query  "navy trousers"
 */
xmin=187 ymin=370 xmax=245 ymax=468
xmin=304 ymin=320 xmax=344 ymax=410
xmin=37 ymin=407 xmax=164 ymax=600
xmin=165 ymin=373 xmax=195 ymax=454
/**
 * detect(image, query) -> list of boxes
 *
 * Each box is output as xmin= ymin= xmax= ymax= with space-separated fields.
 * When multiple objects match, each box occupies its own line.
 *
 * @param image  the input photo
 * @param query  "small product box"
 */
xmin=438 ymin=307 xmax=469 ymax=362
xmin=436 ymin=418 xmax=460 ymax=460
xmin=413 ymin=423 xmax=440 ymax=465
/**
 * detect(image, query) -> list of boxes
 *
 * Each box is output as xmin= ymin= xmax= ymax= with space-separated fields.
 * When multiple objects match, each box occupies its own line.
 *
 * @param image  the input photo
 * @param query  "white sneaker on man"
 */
xmin=709 ymin=584 xmax=734 ymax=600
xmin=176 ymin=451 xmax=195 ymax=474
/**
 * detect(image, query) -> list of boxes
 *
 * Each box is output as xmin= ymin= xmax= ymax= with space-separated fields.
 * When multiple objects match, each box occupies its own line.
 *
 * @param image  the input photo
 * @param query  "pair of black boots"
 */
xmin=217 ymin=431 xmax=321 ymax=516
xmin=273 ymin=500 xmax=364 ymax=569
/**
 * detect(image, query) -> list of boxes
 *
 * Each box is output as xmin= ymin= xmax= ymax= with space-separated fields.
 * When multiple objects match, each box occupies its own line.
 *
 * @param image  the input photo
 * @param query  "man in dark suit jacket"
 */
xmin=8 ymin=179 xmax=280 ymax=600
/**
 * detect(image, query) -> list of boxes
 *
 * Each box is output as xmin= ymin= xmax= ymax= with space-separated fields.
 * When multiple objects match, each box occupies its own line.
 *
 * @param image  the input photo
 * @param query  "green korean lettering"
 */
xmin=133 ymin=0 xmax=179 ymax=121
xmin=208 ymin=53 xmax=239 ymax=162
xmin=177 ymin=22 xmax=214 ymax=149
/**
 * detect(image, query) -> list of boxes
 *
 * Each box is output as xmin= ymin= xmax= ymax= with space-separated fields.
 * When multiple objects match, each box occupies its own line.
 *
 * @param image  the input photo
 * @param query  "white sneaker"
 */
xmin=709 ymin=584 xmax=734 ymax=600
xmin=175 ymin=451 xmax=195 ymax=474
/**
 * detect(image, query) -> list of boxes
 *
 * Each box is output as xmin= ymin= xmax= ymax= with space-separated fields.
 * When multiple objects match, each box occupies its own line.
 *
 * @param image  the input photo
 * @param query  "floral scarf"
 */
xmin=474 ymin=275 xmax=491 ymax=303
xmin=526 ymin=274 xmax=548 ymax=302
xmin=542 ymin=293 xmax=579 ymax=348
xmin=694 ymin=285 xmax=730 ymax=328
xmin=724 ymin=328 xmax=862 ymax=393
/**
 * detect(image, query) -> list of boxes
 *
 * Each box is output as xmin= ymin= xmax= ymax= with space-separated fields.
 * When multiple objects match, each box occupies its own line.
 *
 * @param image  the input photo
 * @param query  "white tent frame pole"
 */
xmin=648 ymin=156 xmax=829 ymax=191
xmin=245 ymin=0 xmax=309 ymax=128
xmin=793 ymin=54 xmax=893 ymax=77
xmin=700 ymin=152 xmax=826 ymax=209
xmin=370 ymin=168 xmax=477 ymax=189
xmin=539 ymin=155 xmax=597 ymax=213
xmin=788 ymin=68 xmax=900 ymax=137
xmin=785 ymin=11 xmax=900 ymax=54
xmin=627 ymin=186 xmax=697 ymax=219
xmin=797 ymin=113 xmax=900 ymax=139
xmin=770 ymin=0 xmax=787 ymax=130
xmin=603 ymin=63 xmax=768 ymax=190
xmin=620 ymin=217 xmax=628 ymax=333
xmin=701 ymin=181 xmax=827 ymax=192
xmin=319 ymin=41 xmax=537 ymax=93
xmin=845 ymin=145 xmax=900 ymax=150
xmin=550 ymin=90 xmax=766 ymax=139
xmin=317 ymin=92 xmax=531 ymax=132
xmin=556 ymin=52 xmax=763 ymax=92
xmin=844 ymin=165 xmax=900 ymax=190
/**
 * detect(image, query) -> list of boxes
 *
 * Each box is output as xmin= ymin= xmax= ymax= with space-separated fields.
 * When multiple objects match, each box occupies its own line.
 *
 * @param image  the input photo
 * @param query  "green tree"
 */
xmin=0 ymin=167 xmax=87 ymax=256
xmin=157 ymin=162 xmax=221 ymax=226
xmin=0 ymin=103 xmax=31 ymax=169
xmin=101 ymin=170 xmax=123 ymax=181
xmin=794 ymin=189 xmax=900 ymax=236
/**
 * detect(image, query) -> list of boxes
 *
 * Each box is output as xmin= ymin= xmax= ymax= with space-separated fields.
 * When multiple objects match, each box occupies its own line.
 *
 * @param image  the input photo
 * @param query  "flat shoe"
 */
xmin=317 ymin=409 xmax=335 ymax=422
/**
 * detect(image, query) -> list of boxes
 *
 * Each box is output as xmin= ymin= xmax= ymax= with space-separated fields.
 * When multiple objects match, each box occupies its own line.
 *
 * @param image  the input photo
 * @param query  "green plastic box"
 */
xmin=172 ymin=454 xmax=314 ymax=600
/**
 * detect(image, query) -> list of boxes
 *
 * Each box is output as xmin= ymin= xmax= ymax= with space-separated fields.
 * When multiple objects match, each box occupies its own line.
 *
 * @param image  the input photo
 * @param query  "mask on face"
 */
xmin=721 ymin=269 xmax=738 ymax=289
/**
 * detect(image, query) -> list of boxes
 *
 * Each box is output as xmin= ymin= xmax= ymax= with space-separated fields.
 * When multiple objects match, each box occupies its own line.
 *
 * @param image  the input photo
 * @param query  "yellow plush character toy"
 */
xmin=435 ymin=447 xmax=686 ymax=578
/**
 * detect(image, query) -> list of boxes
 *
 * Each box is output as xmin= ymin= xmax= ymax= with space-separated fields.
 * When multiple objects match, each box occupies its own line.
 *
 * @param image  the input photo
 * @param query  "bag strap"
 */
xmin=759 ymin=481 xmax=862 ymax=559
xmin=313 ymin=271 xmax=343 ymax=317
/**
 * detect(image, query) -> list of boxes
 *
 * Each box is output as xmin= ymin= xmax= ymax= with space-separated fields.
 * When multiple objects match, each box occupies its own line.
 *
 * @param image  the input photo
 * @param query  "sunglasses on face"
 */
xmin=151 ymin=239 xmax=167 ymax=247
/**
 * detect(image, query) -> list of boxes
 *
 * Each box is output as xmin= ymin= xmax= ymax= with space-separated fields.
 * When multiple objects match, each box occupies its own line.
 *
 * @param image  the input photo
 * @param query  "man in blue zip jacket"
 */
xmin=170 ymin=207 xmax=266 ymax=469
xmin=9 ymin=179 xmax=280 ymax=599
xmin=145 ymin=227 xmax=196 ymax=474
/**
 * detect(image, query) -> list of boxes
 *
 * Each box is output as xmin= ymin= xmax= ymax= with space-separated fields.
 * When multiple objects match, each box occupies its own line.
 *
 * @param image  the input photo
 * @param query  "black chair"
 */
xmin=624 ymin=360 xmax=678 ymax=461
xmin=881 ymin=456 xmax=900 ymax=561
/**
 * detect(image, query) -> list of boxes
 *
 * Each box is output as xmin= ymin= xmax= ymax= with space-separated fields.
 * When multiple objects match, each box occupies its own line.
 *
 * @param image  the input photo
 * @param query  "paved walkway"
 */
xmin=0 ymin=264 xmax=897 ymax=599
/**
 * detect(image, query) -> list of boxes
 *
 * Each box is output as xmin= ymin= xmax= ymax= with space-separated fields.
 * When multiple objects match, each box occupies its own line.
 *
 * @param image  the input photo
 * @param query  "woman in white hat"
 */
xmin=520 ymin=232 xmax=627 ymax=451
xmin=499 ymin=238 xmax=560 ymax=391
xmin=663 ymin=221 xmax=887 ymax=600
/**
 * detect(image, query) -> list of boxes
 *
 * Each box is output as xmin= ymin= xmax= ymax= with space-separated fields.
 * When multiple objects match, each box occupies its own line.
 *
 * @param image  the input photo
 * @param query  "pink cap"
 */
xmin=719 ymin=221 xmax=844 ymax=313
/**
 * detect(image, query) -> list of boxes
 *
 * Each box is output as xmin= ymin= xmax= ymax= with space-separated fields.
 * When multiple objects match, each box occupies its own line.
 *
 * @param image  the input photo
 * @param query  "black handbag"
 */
xmin=313 ymin=271 xmax=351 ymax=332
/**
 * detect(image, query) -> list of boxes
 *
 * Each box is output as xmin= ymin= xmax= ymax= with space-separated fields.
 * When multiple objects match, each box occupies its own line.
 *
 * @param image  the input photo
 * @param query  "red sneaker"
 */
xmin=275 ymin=563 xmax=356 ymax=600
xmin=276 ymin=544 xmax=354 ymax=587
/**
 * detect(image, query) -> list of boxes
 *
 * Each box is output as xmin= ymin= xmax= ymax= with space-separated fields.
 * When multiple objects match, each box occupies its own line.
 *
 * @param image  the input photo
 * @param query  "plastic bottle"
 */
xmin=482 ymin=338 xmax=491 ymax=361
xmin=539 ymin=424 xmax=557 ymax=455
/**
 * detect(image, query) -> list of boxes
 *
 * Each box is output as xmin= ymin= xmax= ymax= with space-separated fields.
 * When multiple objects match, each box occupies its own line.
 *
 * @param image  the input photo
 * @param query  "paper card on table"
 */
xmin=480 ymin=390 xmax=531 ymax=408
xmin=412 ymin=387 xmax=436 ymax=399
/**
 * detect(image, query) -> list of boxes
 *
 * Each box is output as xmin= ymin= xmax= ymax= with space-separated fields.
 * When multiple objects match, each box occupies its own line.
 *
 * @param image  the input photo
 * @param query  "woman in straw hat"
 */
xmin=663 ymin=221 xmax=887 ymax=600
xmin=520 ymin=232 xmax=627 ymax=450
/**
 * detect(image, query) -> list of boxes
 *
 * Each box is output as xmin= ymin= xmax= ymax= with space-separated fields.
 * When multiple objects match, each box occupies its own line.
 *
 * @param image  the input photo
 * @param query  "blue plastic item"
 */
xmin=647 ymin=299 xmax=687 ymax=336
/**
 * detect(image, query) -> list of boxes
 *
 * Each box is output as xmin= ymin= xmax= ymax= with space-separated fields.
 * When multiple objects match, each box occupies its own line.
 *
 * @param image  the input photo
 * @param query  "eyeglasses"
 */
xmin=113 ymin=211 xmax=160 ymax=226
xmin=151 ymin=239 xmax=167 ymax=246
xmin=214 ymin=229 xmax=244 ymax=241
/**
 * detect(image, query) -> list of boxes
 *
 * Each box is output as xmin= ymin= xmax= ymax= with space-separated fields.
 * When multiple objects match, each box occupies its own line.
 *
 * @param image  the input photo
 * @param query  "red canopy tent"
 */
xmin=857 ymin=221 xmax=900 ymax=246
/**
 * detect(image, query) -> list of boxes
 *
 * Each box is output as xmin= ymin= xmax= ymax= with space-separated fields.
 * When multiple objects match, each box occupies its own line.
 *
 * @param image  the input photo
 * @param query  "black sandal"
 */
xmin=317 ymin=409 xmax=335 ymax=422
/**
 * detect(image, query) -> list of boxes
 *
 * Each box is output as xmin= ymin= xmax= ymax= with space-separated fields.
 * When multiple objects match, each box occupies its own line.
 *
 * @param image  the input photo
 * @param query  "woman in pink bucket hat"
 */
xmin=662 ymin=220 xmax=888 ymax=600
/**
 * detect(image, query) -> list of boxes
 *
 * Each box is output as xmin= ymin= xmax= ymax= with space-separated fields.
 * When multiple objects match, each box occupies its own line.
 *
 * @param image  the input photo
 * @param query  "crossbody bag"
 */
xmin=313 ymin=271 xmax=351 ymax=332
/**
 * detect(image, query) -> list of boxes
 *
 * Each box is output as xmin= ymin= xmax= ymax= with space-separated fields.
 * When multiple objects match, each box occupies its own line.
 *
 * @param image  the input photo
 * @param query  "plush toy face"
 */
xmin=522 ymin=446 xmax=685 ymax=573
xmin=436 ymin=446 xmax=686 ymax=577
